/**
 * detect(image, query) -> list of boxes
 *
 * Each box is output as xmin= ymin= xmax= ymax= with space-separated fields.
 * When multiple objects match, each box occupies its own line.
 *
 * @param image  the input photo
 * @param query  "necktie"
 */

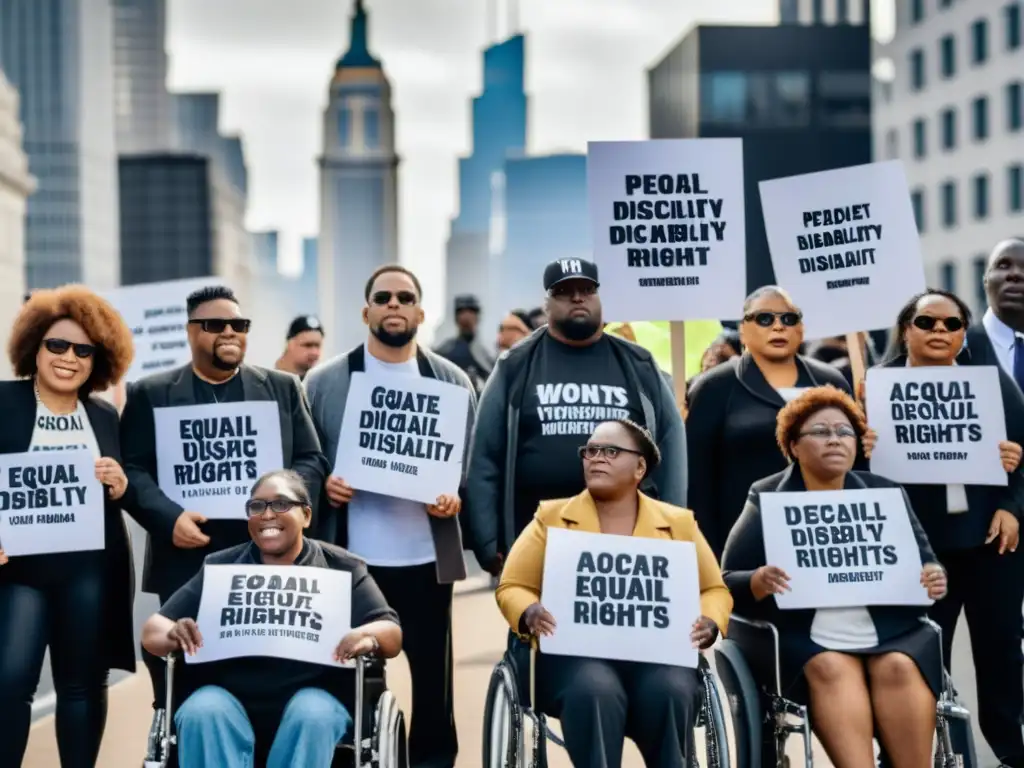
xmin=1013 ymin=336 xmax=1024 ymax=393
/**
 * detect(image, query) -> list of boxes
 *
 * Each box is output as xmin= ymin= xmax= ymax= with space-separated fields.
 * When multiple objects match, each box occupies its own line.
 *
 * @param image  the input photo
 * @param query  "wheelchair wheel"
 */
xmin=482 ymin=660 xmax=524 ymax=768
xmin=372 ymin=690 xmax=409 ymax=768
xmin=701 ymin=667 xmax=732 ymax=768
xmin=714 ymin=643 xmax=763 ymax=768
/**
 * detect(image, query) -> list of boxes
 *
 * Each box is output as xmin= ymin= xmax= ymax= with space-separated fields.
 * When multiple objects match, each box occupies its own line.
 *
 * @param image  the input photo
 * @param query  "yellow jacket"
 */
xmin=495 ymin=490 xmax=732 ymax=640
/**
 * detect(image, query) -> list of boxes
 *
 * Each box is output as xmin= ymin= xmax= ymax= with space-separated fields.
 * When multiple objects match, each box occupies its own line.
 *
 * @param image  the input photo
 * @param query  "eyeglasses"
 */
xmin=189 ymin=318 xmax=251 ymax=334
xmin=799 ymin=425 xmax=858 ymax=441
xmin=912 ymin=315 xmax=964 ymax=332
xmin=43 ymin=338 xmax=96 ymax=359
xmin=578 ymin=444 xmax=643 ymax=461
xmin=370 ymin=290 xmax=418 ymax=306
xmin=743 ymin=311 xmax=802 ymax=328
xmin=245 ymin=497 xmax=304 ymax=517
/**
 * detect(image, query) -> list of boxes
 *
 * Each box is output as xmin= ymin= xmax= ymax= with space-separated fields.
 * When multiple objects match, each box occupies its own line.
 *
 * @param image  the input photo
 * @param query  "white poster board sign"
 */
xmin=760 ymin=488 xmax=932 ymax=610
xmin=866 ymin=366 xmax=1007 ymax=486
xmin=103 ymin=277 xmax=227 ymax=383
xmin=0 ymin=450 xmax=105 ymax=556
xmin=759 ymin=160 xmax=926 ymax=339
xmin=587 ymin=139 xmax=746 ymax=322
xmin=187 ymin=564 xmax=352 ymax=666
xmin=154 ymin=402 xmax=284 ymax=519
xmin=539 ymin=528 xmax=700 ymax=668
xmin=333 ymin=372 xmax=470 ymax=505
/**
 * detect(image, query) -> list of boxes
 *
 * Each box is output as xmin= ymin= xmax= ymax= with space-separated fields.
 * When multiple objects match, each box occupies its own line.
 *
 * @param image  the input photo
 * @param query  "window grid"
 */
xmin=971 ymin=19 xmax=989 ymax=65
xmin=941 ymin=107 xmax=957 ymax=149
xmin=910 ymin=49 xmax=926 ymax=91
xmin=1008 ymin=82 xmax=1023 ymax=132
xmin=972 ymin=95 xmax=990 ymax=140
xmin=973 ymin=173 xmax=990 ymax=219
xmin=913 ymin=118 xmax=927 ymax=158
xmin=911 ymin=188 xmax=926 ymax=232
xmin=1010 ymin=164 xmax=1023 ymax=212
xmin=942 ymin=180 xmax=958 ymax=228
xmin=940 ymin=35 xmax=957 ymax=78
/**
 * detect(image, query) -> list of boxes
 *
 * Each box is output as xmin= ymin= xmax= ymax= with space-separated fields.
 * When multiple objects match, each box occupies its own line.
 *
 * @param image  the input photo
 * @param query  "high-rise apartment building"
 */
xmin=873 ymin=0 xmax=1024 ymax=313
xmin=317 ymin=0 xmax=399 ymax=357
xmin=779 ymin=0 xmax=870 ymax=24
xmin=0 ymin=0 xmax=120 ymax=290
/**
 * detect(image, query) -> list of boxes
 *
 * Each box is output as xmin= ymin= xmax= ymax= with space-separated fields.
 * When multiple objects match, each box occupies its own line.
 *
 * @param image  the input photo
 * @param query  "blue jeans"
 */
xmin=175 ymin=685 xmax=351 ymax=768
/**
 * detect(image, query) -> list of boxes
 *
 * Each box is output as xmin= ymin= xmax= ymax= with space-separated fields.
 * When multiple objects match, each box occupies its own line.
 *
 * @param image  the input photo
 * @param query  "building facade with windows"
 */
xmin=317 ymin=0 xmax=399 ymax=357
xmin=648 ymin=23 xmax=872 ymax=299
xmin=874 ymin=0 xmax=1023 ymax=313
xmin=778 ymin=0 xmax=869 ymax=25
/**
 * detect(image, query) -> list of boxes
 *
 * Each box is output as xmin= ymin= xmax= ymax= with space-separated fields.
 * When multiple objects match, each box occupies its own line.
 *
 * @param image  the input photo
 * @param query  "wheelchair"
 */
xmin=482 ymin=632 xmax=732 ymax=767
xmin=145 ymin=652 xmax=408 ymax=768
xmin=713 ymin=615 xmax=978 ymax=768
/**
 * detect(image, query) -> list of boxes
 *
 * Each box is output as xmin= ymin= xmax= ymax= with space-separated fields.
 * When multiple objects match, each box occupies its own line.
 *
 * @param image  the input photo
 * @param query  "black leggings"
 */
xmin=0 ymin=569 xmax=110 ymax=768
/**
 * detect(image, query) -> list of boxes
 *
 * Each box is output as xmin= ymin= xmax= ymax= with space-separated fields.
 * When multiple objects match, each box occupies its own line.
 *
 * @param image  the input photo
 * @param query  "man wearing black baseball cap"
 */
xmin=275 ymin=315 xmax=325 ymax=380
xmin=464 ymin=257 xmax=687 ymax=575
xmin=433 ymin=294 xmax=494 ymax=394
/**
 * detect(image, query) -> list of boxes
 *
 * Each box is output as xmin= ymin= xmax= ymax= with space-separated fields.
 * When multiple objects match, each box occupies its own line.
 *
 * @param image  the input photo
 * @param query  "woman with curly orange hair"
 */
xmin=0 ymin=285 xmax=137 ymax=767
xmin=721 ymin=386 xmax=946 ymax=768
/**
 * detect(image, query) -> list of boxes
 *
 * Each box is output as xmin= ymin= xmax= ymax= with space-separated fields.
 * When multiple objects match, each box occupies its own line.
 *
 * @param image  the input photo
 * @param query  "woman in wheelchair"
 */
xmin=141 ymin=469 xmax=402 ymax=768
xmin=495 ymin=418 xmax=733 ymax=767
xmin=721 ymin=386 xmax=948 ymax=768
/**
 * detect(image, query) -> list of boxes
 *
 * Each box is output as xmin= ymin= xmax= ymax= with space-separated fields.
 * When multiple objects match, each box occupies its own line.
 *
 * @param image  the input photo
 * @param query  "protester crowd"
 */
xmin=2 ymin=238 xmax=1024 ymax=768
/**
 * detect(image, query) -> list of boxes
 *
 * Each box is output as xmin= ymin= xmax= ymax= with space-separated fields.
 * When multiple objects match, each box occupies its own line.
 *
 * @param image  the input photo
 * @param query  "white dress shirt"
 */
xmin=981 ymin=307 xmax=1020 ymax=377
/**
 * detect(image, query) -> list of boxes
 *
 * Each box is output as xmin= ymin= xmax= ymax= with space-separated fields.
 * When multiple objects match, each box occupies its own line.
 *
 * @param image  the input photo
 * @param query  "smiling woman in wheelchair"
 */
xmin=495 ymin=418 xmax=733 ymax=767
xmin=140 ymin=469 xmax=402 ymax=768
xmin=721 ymin=386 xmax=948 ymax=768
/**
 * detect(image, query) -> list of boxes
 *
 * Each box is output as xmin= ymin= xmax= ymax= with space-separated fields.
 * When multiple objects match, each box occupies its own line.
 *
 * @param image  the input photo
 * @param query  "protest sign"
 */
xmin=866 ymin=366 xmax=1007 ymax=486
xmin=760 ymin=488 xmax=932 ymax=610
xmin=333 ymin=373 xmax=470 ymax=505
xmin=187 ymin=565 xmax=352 ymax=667
xmin=758 ymin=160 xmax=926 ymax=339
xmin=587 ymin=139 xmax=746 ymax=323
xmin=154 ymin=402 xmax=284 ymax=519
xmin=0 ymin=450 xmax=105 ymax=556
xmin=540 ymin=528 xmax=700 ymax=668
xmin=103 ymin=277 xmax=227 ymax=383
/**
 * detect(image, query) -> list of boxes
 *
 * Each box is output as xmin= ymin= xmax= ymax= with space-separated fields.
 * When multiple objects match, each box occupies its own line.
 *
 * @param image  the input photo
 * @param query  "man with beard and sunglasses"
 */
xmin=464 ymin=257 xmax=686 ymax=578
xmin=119 ymin=285 xmax=329 ymax=764
xmin=304 ymin=264 xmax=476 ymax=768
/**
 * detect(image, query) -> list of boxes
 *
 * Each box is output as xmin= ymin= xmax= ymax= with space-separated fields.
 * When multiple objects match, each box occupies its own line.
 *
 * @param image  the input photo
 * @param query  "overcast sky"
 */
xmin=167 ymin=0 xmax=893 ymax=325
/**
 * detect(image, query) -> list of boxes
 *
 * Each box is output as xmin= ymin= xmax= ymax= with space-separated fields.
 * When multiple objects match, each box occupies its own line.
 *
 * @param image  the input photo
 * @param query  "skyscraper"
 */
xmin=0 ymin=0 xmax=120 ymax=290
xmin=112 ymin=0 xmax=176 ymax=153
xmin=778 ymin=0 xmax=869 ymax=24
xmin=317 ymin=0 xmax=399 ymax=357
xmin=443 ymin=33 xmax=527 ymax=337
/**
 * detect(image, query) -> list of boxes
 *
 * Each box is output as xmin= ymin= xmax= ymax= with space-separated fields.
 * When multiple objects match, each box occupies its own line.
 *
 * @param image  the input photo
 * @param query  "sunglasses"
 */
xmin=245 ymin=497 xmax=304 ymax=517
xmin=189 ymin=318 xmax=251 ymax=334
xmin=371 ymin=290 xmax=418 ymax=306
xmin=744 ymin=311 xmax=802 ymax=328
xmin=43 ymin=338 xmax=96 ymax=358
xmin=550 ymin=283 xmax=597 ymax=300
xmin=578 ymin=444 xmax=643 ymax=461
xmin=912 ymin=315 xmax=964 ymax=332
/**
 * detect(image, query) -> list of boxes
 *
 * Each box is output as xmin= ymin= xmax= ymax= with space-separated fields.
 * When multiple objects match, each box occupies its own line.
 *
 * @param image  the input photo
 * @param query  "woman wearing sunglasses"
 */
xmin=686 ymin=285 xmax=854 ymax=557
xmin=142 ymin=469 xmax=402 ymax=768
xmin=862 ymin=289 xmax=1024 ymax=767
xmin=0 ymin=286 xmax=137 ymax=767
xmin=496 ymin=419 xmax=731 ymax=767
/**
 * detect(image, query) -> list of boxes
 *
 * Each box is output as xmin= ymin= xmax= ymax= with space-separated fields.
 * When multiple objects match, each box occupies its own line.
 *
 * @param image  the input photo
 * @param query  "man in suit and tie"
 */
xmin=961 ymin=239 xmax=1024 ymax=388
xmin=120 ymin=285 xmax=329 ymax=763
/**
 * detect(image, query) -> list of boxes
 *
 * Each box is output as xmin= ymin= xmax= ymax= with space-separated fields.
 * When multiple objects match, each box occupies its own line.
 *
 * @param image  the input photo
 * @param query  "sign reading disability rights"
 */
xmin=334 ymin=372 xmax=470 ymax=506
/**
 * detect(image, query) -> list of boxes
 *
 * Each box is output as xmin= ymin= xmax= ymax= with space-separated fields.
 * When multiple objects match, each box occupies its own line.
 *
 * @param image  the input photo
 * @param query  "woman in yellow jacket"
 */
xmin=495 ymin=418 xmax=732 ymax=767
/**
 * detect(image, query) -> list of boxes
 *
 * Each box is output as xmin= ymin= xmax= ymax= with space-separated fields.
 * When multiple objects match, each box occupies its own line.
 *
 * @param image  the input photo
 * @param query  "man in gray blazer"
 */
xmin=305 ymin=264 xmax=476 ymax=768
xmin=120 ymin=285 xmax=328 ymax=761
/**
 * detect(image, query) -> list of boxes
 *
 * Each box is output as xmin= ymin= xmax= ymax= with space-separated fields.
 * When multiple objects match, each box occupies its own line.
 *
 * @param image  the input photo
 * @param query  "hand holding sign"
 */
xmin=690 ymin=616 xmax=718 ymax=649
xmin=325 ymin=475 xmax=354 ymax=507
xmin=986 ymin=509 xmax=1020 ymax=555
xmin=173 ymin=511 xmax=211 ymax=549
xmin=0 ymin=549 xmax=7 ymax=566
xmin=750 ymin=565 xmax=792 ymax=601
xmin=427 ymin=494 xmax=460 ymax=519
xmin=333 ymin=630 xmax=377 ymax=663
xmin=920 ymin=564 xmax=947 ymax=600
xmin=862 ymin=428 xmax=878 ymax=459
xmin=94 ymin=457 xmax=127 ymax=501
xmin=1000 ymin=441 xmax=1022 ymax=472
xmin=524 ymin=602 xmax=557 ymax=637
xmin=168 ymin=618 xmax=204 ymax=656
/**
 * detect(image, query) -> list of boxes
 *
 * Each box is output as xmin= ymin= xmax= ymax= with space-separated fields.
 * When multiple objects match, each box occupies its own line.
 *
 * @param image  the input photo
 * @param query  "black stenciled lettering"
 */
xmin=888 ymin=379 xmax=983 ymax=445
xmin=358 ymin=385 xmax=456 ymax=464
xmin=0 ymin=462 xmax=87 ymax=514
xmin=219 ymin=577 xmax=325 ymax=634
xmin=174 ymin=415 xmax=260 ymax=487
xmin=572 ymin=549 xmax=671 ymax=630
xmin=785 ymin=500 xmax=899 ymax=574
xmin=795 ymin=203 xmax=882 ymax=279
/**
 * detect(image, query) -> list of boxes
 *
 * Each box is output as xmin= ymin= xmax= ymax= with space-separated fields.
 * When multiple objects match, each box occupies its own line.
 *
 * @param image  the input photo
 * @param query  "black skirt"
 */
xmin=779 ymin=622 xmax=943 ymax=706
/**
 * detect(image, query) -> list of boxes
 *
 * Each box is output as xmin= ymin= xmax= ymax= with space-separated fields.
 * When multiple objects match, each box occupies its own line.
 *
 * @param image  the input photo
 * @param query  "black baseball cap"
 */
xmin=543 ymin=258 xmax=600 ymax=292
xmin=287 ymin=315 xmax=324 ymax=340
xmin=454 ymin=294 xmax=481 ymax=313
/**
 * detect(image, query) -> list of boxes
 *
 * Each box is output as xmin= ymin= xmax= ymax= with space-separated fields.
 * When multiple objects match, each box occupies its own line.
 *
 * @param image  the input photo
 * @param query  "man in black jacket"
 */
xmin=465 ymin=257 xmax=687 ymax=574
xmin=120 ymin=285 xmax=328 ymax=762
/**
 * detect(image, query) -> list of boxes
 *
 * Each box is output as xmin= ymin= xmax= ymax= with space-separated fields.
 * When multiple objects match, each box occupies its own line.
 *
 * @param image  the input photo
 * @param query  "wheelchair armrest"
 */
xmin=727 ymin=614 xmax=783 ymax=697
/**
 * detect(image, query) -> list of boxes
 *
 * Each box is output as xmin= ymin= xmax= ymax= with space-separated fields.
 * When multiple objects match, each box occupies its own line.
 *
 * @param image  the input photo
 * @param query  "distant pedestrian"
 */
xmin=497 ymin=309 xmax=532 ymax=353
xmin=276 ymin=315 xmax=325 ymax=380
xmin=434 ymin=294 xmax=493 ymax=394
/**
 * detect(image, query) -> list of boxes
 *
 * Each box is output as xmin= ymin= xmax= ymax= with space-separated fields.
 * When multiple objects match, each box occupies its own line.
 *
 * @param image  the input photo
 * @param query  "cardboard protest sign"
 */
xmin=0 ymin=450 xmax=105 ymax=556
xmin=587 ymin=139 xmax=746 ymax=322
xmin=540 ymin=528 xmax=700 ymax=668
xmin=759 ymin=160 xmax=926 ymax=339
xmin=103 ymin=277 xmax=228 ymax=383
xmin=866 ymin=366 xmax=1007 ymax=486
xmin=333 ymin=373 xmax=470 ymax=505
xmin=154 ymin=402 xmax=284 ymax=519
xmin=187 ymin=565 xmax=352 ymax=667
xmin=760 ymin=488 xmax=932 ymax=610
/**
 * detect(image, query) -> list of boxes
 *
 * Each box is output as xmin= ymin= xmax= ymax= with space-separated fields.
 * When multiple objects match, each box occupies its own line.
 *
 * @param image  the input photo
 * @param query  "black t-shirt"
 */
xmin=513 ymin=335 xmax=644 ymax=534
xmin=192 ymin=372 xmax=245 ymax=405
xmin=159 ymin=539 xmax=398 ymax=732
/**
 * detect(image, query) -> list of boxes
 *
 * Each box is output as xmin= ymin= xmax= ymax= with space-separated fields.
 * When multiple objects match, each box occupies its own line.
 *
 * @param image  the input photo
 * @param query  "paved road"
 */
xmin=25 ymin=526 xmax=1001 ymax=767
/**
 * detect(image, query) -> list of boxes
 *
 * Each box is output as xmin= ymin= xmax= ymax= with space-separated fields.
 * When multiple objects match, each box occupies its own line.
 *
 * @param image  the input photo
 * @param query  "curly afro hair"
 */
xmin=9 ymin=285 xmax=135 ymax=393
xmin=775 ymin=385 xmax=867 ymax=461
